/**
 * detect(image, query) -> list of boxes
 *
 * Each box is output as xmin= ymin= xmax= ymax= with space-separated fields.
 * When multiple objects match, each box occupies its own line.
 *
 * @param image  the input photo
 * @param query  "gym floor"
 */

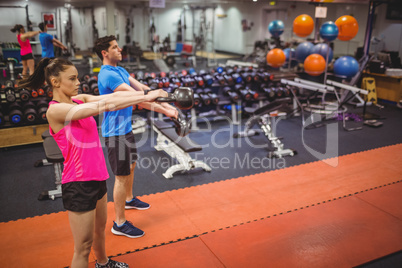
xmin=0 ymin=56 xmax=401 ymax=267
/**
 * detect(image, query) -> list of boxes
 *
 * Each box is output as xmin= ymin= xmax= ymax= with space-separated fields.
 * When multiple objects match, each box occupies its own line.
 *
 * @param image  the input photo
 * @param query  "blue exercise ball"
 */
xmin=311 ymin=43 xmax=333 ymax=62
xmin=319 ymin=21 xmax=339 ymax=42
xmin=295 ymin=42 xmax=314 ymax=62
xmin=283 ymin=48 xmax=298 ymax=68
xmin=333 ymin=56 xmax=359 ymax=78
xmin=268 ymin=20 xmax=285 ymax=38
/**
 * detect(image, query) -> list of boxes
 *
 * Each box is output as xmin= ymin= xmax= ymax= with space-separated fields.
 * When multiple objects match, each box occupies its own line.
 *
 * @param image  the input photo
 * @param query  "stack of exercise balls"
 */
xmin=291 ymin=13 xmax=360 ymax=78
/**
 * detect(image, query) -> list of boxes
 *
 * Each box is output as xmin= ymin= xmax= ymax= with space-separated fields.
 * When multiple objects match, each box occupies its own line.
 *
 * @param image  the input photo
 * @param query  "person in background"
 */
xmin=10 ymin=24 xmax=40 ymax=78
xmin=38 ymin=22 xmax=67 ymax=58
xmin=18 ymin=57 xmax=170 ymax=267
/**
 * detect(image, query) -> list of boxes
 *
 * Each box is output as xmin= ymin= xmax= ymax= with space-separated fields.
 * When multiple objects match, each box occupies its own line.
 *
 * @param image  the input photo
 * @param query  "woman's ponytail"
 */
xmin=18 ymin=58 xmax=52 ymax=90
xmin=10 ymin=24 xmax=23 ymax=33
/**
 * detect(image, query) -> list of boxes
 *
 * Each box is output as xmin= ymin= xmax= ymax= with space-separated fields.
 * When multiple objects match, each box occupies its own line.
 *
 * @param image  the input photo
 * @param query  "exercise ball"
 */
xmin=304 ymin=54 xmax=326 ymax=76
xmin=268 ymin=20 xmax=285 ymax=38
xmin=295 ymin=42 xmax=314 ymax=62
xmin=283 ymin=48 xmax=298 ymax=68
xmin=333 ymin=56 xmax=359 ymax=78
xmin=293 ymin=14 xmax=314 ymax=38
xmin=335 ymin=15 xmax=359 ymax=41
xmin=319 ymin=21 xmax=339 ymax=42
xmin=266 ymin=48 xmax=286 ymax=68
xmin=311 ymin=43 xmax=333 ymax=62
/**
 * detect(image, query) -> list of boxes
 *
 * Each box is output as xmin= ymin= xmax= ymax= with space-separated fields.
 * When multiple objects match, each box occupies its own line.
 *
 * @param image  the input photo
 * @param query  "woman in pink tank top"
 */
xmin=10 ymin=24 xmax=41 ymax=78
xmin=18 ymin=57 xmax=172 ymax=267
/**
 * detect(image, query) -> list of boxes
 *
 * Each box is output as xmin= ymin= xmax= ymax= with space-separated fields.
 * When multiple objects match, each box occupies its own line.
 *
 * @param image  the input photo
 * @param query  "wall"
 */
xmin=371 ymin=3 xmax=402 ymax=58
xmin=0 ymin=0 xmax=401 ymax=60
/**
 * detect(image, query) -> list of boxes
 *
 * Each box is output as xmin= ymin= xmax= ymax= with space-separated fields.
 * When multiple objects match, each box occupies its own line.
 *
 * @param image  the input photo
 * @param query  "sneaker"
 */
xmin=125 ymin=197 xmax=150 ymax=210
xmin=111 ymin=220 xmax=145 ymax=238
xmin=95 ymin=258 xmax=129 ymax=268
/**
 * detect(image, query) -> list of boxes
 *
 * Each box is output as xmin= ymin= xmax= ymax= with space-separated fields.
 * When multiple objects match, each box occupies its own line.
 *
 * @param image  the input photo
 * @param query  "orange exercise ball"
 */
xmin=266 ymin=48 xmax=286 ymax=68
xmin=293 ymin=14 xmax=314 ymax=38
xmin=304 ymin=54 xmax=326 ymax=76
xmin=335 ymin=15 xmax=359 ymax=41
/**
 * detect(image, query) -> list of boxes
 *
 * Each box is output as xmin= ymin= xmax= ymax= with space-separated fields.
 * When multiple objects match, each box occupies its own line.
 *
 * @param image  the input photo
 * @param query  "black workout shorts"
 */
xmin=21 ymin=53 xmax=34 ymax=61
xmin=104 ymin=132 xmax=138 ymax=176
xmin=62 ymin=180 xmax=107 ymax=212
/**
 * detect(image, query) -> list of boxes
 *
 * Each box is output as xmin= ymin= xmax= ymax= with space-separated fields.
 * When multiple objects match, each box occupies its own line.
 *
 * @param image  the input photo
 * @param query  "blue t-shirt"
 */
xmin=98 ymin=65 xmax=133 ymax=137
xmin=39 ymin=32 xmax=54 ymax=58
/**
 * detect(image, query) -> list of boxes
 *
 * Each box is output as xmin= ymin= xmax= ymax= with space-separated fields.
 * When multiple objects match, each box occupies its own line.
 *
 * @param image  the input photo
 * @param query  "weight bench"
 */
xmin=233 ymin=99 xmax=296 ymax=158
xmin=37 ymin=130 xmax=64 ymax=200
xmin=152 ymin=120 xmax=211 ymax=179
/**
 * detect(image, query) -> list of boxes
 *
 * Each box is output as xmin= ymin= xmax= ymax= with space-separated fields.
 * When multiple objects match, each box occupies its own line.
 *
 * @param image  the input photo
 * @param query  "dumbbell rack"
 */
xmin=0 ymin=81 xmax=51 ymax=148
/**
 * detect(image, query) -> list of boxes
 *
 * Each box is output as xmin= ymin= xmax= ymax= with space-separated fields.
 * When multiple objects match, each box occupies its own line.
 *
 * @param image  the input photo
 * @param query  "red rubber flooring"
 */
xmin=0 ymin=144 xmax=401 ymax=267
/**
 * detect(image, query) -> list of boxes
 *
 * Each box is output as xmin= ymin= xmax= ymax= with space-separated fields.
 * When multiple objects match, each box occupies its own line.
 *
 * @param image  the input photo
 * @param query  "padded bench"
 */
xmin=37 ymin=131 xmax=64 ymax=200
xmin=152 ymin=120 xmax=211 ymax=179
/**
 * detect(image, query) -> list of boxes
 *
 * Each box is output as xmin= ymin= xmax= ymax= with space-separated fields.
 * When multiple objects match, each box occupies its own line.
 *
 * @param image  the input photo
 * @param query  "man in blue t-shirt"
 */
xmin=94 ymin=35 xmax=178 ymax=239
xmin=38 ymin=22 xmax=67 ymax=58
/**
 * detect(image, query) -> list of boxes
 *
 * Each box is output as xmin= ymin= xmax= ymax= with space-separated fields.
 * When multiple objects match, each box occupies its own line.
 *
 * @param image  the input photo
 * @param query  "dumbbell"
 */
xmin=5 ymin=87 xmax=16 ymax=103
xmin=37 ymin=100 xmax=49 ymax=122
xmin=234 ymin=84 xmax=252 ymax=101
xmin=259 ymin=71 xmax=273 ymax=83
xmin=22 ymin=101 xmax=38 ymax=123
xmin=260 ymin=84 xmax=276 ymax=101
xmin=222 ymin=86 xmax=240 ymax=102
xmin=156 ymin=87 xmax=194 ymax=110
xmin=153 ymin=78 xmax=163 ymax=89
xmin=223 ymin=74 xmax=234 ymax=85
xmin=240 ymin=71 xmax=253 ymax=83
xmin=231 ymin=72 xmax=243 ymax=84
xmin=280 ymin=86 xmax=291 ymax=98
xmin=3 ymin=80 xmax=16 ymax=103
xmin=273 ymin=87 xmax=285 ymax=98
xmin=161 ymin=77 xmax=170 ymax=88
xmin=251 ymin=72 xmax=261 ymax=83
xmin=196 ymin=88 xmax=212 ymax=106
xmin=8 ymin=102 xmax=23 ymax=125
xmin=204 ymin=88 xmax=219 ymax=105
xmin=245 ymin=86 xmax=259 ymax=100
xmin=31 ymin=89 xmax=39 ymax=98
xmin=181 ymin=75 xmax=195 ymax=87
xmin=193 ymin=74 xmax=205 ymax=87
xmin=19 ymin=88 xmax=31 ymax=101
xmin=216 ymin=66 xmax=224 ymax=74
xmin=37 ymin=87 xmax=45 ymax=97
xmin=193 ymin=93 xmax=201 ymax=107
xmin=213 ymin=73 xmax=225 ymax=86
xmin=42 ymin=84 xmax=53 ymax=99
xmin=80 ymin=82 xmax=92 ymax=94
xmin=201 ymin=73 xmax=213 ymax=86
xmin=169 ymin=74 xmax=182 ymax=87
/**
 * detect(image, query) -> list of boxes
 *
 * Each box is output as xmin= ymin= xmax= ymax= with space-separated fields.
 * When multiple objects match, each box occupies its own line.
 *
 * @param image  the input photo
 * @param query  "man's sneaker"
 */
xmin=125 ymin=197 xmax=150 ymax=210
xmin=111 ymin=221 xmax=144 ymax=238
xmin=95 ymin=258 xmax=129 ymax=268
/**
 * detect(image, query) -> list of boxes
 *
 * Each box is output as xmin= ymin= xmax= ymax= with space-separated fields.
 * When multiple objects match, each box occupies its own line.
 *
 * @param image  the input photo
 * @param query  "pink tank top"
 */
xmin=49 ymin=99 xmax=109 ymax=184
xmin=17 ymin=34 xmax=32 ymax=56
